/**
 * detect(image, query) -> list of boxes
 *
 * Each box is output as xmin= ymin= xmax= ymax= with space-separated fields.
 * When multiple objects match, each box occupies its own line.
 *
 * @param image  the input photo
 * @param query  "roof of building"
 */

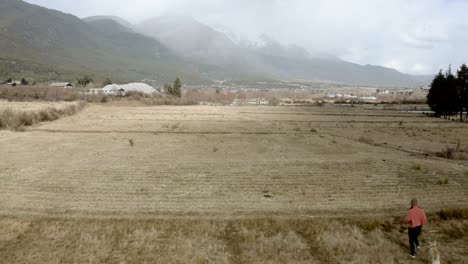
xmin=101 ymin=83 xmax=157 ymax=94
xmin=50 ymin=82 xmax=72 ymax=87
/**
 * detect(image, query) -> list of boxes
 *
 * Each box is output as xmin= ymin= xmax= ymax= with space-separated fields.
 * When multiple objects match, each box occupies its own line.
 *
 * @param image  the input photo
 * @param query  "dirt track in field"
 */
xmin=0 ymin=104 xmax=467 ymax=217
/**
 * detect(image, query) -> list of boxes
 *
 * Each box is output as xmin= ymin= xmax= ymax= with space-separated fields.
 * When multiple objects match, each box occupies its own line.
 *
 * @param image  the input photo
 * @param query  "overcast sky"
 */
xmin=25 ymin=0 xmax=468 ymax=75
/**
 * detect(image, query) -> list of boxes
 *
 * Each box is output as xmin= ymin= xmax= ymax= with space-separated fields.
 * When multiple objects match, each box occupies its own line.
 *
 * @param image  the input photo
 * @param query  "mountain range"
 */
xmin=0 ymin=0 xmax=432 ymax=86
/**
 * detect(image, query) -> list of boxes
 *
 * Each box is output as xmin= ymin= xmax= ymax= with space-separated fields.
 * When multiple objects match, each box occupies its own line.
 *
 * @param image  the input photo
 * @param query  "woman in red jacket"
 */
xmin=404 ymin=198 xmax=427 ymax=258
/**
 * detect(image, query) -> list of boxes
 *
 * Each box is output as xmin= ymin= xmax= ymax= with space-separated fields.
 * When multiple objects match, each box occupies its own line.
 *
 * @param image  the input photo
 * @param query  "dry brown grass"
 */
xmin=0 ymin=101 xmax=86 ymax=131
xmin=0 ymin=85 xmax=111 ymax=103
xmin=0 ymin=214 xmax=466 ymax=264
xmin=0 ymin=105 xmax=467 ymax=263
xmin=437 ymin=176 xmax=449 ymax=185
xmin=358 ymin=136 xmax=375 ymax=146
xmin=436 ymin=140 xmax=468 ymax=160
xmin=237 ymin=229 xmax=316 ymax=263
xmin=317 ymin=223 xmax=400 ymax=263
xmin=438 ymin=208 xmax=468 ymax=220
xmin=1 ymin=105 xmax=467 ymax=215
xmin=0 ymin=86 xmax=80 ymax=102
xmin=128 ymin=93 xmax=200 ymax=106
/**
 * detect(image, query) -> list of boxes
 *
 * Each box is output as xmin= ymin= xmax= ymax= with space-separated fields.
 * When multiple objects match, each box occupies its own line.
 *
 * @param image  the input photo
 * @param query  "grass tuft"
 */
xmin=437 ymin=176 xmax=449 ymax=185
xmin=436 ymin=140 xmax=468 ymax=160
xmin=358 ymin=136 xmax=375 ymax=146
xmin=438 ymin=208 xmax=468 ymax=220
xmin=355 ymin=218 xmax=385 ymax=232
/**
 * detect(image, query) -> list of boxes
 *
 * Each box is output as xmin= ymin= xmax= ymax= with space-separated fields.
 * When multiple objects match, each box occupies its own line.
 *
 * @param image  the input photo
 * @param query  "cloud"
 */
xmin=24 ymin=0 xmax=468 ymax=75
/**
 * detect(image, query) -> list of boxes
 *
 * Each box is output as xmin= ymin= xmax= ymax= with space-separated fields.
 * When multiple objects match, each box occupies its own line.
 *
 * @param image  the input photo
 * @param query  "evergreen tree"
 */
xmin=428 ymin=66 xmax=462 ymax=119
xmin=427 ymin=70 xmax=446 ymax=117
xmin=103 ymin=78 xmax=113 ymax=86
xmin=457 ymin=64 xmax=468 ymax=122
xmin=172 ymin=77 xmax=182 ymax=98
xmin=444 ymin=66 xmax=459 ymax=119
xmin=20 ymin=78 xmax=28 ymax=85
xmin=77 ymin=75 xmax=93 ymax=87
xmin=163 ymin=83 xmax=173 ymax=95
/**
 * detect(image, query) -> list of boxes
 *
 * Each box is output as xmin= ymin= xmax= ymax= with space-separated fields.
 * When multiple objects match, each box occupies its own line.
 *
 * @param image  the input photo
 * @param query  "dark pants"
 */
xmin=408 ymin=226 xmax=422 ymax=255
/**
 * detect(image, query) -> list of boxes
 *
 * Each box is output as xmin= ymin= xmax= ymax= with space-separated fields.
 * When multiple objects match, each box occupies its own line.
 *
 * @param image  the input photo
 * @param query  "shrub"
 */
xmin=37 ymin=108 xmax=59 ymax=122
xmin=358 ymin=136 xmax=375 ymax=146
xmin=0 ymin=102 xmax=86 ymax=131
xmin=18 ymin=111 xmax=35 ymax=126
xmin=0 ymin=108 xmax=23 ymax=130
xmin=100 ymin=96 xmax=109 ymax=103
xmin=436 ymin=141 xmax=467 ymax=160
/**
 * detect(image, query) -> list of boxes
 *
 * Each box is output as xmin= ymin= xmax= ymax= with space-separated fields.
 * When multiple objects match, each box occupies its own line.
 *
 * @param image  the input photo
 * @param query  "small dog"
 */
xmin=429 ymin=241 xmax=441 ymax=264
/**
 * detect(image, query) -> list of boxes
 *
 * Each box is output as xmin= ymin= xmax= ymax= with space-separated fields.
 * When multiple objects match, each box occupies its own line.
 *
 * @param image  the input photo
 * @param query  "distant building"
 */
xmin=50 ymin=82 xmax=73 ymax=88
xmin=378 ymin=89 xmax=391 ymax=94
xmin=378 ymin=89 xmax=414 ymax=96
xmin=90 ymin=83 xmax=157 ymax=96
xmin=6 ymin=81 xmax=21 ymax=86
xmin=360 ymin=96 xmax=377 ymax=102
xmin=247 ymin=98 xmax=269 ymax=105
xmin=420 ymin=86 xmax=430 ymax=94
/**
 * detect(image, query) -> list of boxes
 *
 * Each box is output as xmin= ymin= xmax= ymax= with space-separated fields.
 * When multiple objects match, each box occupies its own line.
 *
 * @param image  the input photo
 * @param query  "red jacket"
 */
xmin=405 ymin=206 xmax=427 ymax=228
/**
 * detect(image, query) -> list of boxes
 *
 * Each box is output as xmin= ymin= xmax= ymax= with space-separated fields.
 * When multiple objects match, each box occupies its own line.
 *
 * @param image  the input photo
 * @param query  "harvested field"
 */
xmin=0 ymin=104 xmax=467 ymax=263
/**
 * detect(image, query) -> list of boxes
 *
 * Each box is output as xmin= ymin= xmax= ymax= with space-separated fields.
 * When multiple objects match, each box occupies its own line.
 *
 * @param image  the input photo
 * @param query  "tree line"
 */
xmin=2 ymin=78 xmax=33 ymax=85
xmin=428 ymin=64 xmax=468 ymax=122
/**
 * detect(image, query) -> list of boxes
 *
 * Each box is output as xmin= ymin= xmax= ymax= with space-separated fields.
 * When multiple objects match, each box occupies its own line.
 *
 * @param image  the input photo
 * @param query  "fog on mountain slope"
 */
xmin=82 ymin=16 xmax=134 ymax=29
xmin=134 ymin=14 xmax=431 ymax=86
xmin=1 ymin=0 xmax=433 ymax=86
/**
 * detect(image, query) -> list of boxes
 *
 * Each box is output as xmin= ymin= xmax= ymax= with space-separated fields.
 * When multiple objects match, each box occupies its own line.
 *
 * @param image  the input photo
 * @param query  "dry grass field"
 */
xmin=0 ymin=101 xmax=79 ymax=112
xmin=0 ymin=103 xmax=467 ymax=263
xmin=0 ymin=101 xmax=86 ymax=131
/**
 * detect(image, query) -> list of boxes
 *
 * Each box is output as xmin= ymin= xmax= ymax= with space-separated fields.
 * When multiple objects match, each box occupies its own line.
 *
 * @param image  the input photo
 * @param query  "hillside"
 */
xmin=0 ymin=0 xmax=207 ymax=84
xmin=0 ymin=0 xmax=431 ymax=86
xmin=136 ymin=15 xmax=241 ymax=65
xmin=135 ymin=15 xmax=271 ymax=81
xmin=82 ymin=16 xmax=133 ymax=29
xmin=136 ymin=15 xmax=431 ymax=87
